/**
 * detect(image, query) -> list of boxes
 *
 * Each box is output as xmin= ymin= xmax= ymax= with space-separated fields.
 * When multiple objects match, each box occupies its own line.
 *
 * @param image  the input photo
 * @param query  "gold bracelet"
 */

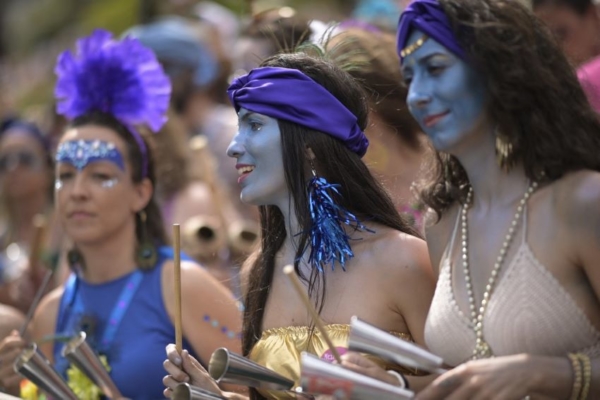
xmin=575 ymin=353 xmax=591 ymax=400
xmin=568 ymin=353 xmax=582 ymax=400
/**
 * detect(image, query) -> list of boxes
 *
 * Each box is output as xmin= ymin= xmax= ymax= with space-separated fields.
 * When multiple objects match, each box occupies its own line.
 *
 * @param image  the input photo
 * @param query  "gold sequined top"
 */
xmin=249 ymin=324 xmax=417 ymax=400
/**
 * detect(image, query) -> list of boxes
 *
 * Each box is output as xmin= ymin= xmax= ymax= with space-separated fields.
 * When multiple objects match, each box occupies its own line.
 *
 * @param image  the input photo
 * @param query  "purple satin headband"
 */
xmin=396 ymin=0 xmax=466 ymax=61
xmin=227 ymin=67 xmax=369 ymax=157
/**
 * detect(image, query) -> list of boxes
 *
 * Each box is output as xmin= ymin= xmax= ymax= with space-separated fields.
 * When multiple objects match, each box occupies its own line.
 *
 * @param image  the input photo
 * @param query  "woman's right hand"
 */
xmin=339 ymin=352 xmax=404 ymax=387
xmin=0 ymin=330 xmax=26 ymax=394
xmin=163 ymin=343 xmax=224 ymax=398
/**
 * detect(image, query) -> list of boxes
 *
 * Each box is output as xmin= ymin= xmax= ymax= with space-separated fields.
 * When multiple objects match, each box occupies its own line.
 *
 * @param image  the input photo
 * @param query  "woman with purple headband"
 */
xmin=162 ymin=52 xmax=436 ymax=399
xmin=338 ymin=0 xmax=600 ymax=398
xmin=0 ymin=30 xmax=242 ymax=399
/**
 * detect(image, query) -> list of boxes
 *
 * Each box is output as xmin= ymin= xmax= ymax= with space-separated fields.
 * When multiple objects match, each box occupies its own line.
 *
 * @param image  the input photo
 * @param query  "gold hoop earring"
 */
xmin=495 ymin=129 xmax=514 ymax=172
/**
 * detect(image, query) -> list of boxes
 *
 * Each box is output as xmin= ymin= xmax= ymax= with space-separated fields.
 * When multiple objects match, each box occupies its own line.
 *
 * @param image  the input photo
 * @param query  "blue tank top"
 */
xmin=53 ymin=247 xmax=198 ymax=399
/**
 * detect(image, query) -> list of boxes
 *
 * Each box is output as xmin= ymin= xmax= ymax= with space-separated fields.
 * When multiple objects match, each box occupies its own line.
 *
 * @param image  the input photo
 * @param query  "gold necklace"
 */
xmin=461 ymin=181 xmax=538 ymax=359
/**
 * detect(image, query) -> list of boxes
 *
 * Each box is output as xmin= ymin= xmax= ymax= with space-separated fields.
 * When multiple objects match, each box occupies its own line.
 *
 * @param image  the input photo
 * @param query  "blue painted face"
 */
xmin=401 ymin=30 xmax=489 ymax=152
xmin=226 ymin=108 xmax=287 ymax=206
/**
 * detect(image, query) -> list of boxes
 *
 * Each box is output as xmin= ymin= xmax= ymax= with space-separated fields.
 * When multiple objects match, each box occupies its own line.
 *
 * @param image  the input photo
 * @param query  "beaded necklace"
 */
xmin=460 ymin=181 xmax=538 ymax=359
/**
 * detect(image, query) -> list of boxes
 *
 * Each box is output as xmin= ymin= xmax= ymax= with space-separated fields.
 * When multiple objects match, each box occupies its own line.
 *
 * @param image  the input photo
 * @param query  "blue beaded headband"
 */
xmin=56 ymin=139 xmax=125 ymax=171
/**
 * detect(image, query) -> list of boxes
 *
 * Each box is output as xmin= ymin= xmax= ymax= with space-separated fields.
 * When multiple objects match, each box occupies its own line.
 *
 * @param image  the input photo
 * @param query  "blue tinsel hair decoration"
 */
xmin=304 ymin=174 xmax=374 ymax=272
xmin=54 ymin=29 xmax=171 ymax=176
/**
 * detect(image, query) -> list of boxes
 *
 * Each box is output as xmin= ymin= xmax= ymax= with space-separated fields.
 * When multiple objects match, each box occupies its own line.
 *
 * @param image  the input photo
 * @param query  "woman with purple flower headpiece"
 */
xmin=162 ymin=50 xmax=436 ymax=399
xmin=0 ymin=29 xmax=242 ymax=399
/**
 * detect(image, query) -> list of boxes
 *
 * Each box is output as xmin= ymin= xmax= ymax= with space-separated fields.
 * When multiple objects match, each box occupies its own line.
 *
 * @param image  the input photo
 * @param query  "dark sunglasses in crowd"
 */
xmin=0 ymin=150 xmax=42 ymax=173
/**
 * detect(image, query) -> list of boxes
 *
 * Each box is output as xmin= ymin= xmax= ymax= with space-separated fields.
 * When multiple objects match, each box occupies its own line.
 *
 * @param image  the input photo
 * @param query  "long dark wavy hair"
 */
xmin=67 ymin=112 xmax=168 ymax=255
xmin=241 ymin=53 xmax=419 ymax=399
xmin=416 ymin=0 xmax=600 ymax=220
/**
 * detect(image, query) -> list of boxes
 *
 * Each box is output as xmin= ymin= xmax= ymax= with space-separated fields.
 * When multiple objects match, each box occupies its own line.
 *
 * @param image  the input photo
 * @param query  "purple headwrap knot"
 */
xmin=396 ymin=0 xmax=466 ymax=61
xmin=227 ymin=67 xmax=369 ymax=157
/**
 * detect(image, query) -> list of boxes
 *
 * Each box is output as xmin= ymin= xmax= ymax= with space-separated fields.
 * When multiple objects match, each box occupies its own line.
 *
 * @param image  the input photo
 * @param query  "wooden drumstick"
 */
xmin=18 ymin=214 xmax=50 ymax=336
xmin=29 ymin=214 xmax=47 ymax=273
xmin=19 ymin=269 xmax=54 ymax=337
xmin=283 ymin=265 xmax=342 ymax=363
xmin=173 ymin=224 xmax=183 ymax=354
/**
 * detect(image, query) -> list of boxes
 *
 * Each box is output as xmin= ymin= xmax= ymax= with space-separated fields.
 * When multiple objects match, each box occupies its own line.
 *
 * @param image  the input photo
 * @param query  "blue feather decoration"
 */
xmin=303 ymin=176 xmax=373 ymax=272
xmin=54 ymin=29 xmax=171 ymax=133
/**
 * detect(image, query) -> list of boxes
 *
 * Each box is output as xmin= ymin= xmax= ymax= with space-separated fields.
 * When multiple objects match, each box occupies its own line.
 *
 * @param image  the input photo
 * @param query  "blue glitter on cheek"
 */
xmin=56 ymin=139 xmax=125 ymax=171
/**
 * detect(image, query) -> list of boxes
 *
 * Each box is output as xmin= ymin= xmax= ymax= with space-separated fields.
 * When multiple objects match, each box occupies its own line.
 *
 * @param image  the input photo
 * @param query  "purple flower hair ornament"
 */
xmin=54 ymin=29 xmax=172 ymax=177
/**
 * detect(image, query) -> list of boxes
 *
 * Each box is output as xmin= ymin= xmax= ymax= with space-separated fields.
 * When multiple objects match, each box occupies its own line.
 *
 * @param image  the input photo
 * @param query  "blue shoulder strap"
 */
xmin=53 ymin=273 xmax=79 ymax=373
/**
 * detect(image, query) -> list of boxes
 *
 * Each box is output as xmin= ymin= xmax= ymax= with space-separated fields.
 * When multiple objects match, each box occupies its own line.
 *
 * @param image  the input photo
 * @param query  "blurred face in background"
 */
xmin=0 ymin=130 xmax=51 ymax=200
xmin=535 ymin=2 xmax=600 ymax=66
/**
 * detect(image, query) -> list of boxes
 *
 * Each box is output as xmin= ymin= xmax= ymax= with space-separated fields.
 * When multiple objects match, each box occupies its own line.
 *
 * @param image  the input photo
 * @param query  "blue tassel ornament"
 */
xmin=303 ymin=175 xmax=373 ymax=272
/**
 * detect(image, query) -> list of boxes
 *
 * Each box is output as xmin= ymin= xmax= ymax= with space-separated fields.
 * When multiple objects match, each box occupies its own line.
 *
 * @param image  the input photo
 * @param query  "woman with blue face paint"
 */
xmin=0 ymin=30 xmax=242 ymax=399
xmin=340 ymin=0 xmax=600 ymax=398
xmin=163 ymin=52 xmax=436 ymax=399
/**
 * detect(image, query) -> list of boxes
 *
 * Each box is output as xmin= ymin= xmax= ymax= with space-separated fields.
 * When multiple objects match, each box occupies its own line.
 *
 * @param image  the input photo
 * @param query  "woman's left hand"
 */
xmin=416 ymin=354 xmax=543 ymax=400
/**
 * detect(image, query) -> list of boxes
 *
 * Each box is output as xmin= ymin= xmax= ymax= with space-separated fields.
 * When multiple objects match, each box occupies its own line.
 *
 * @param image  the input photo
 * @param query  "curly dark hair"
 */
xmin=415 ymin=0 xmax=600 ymax=220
